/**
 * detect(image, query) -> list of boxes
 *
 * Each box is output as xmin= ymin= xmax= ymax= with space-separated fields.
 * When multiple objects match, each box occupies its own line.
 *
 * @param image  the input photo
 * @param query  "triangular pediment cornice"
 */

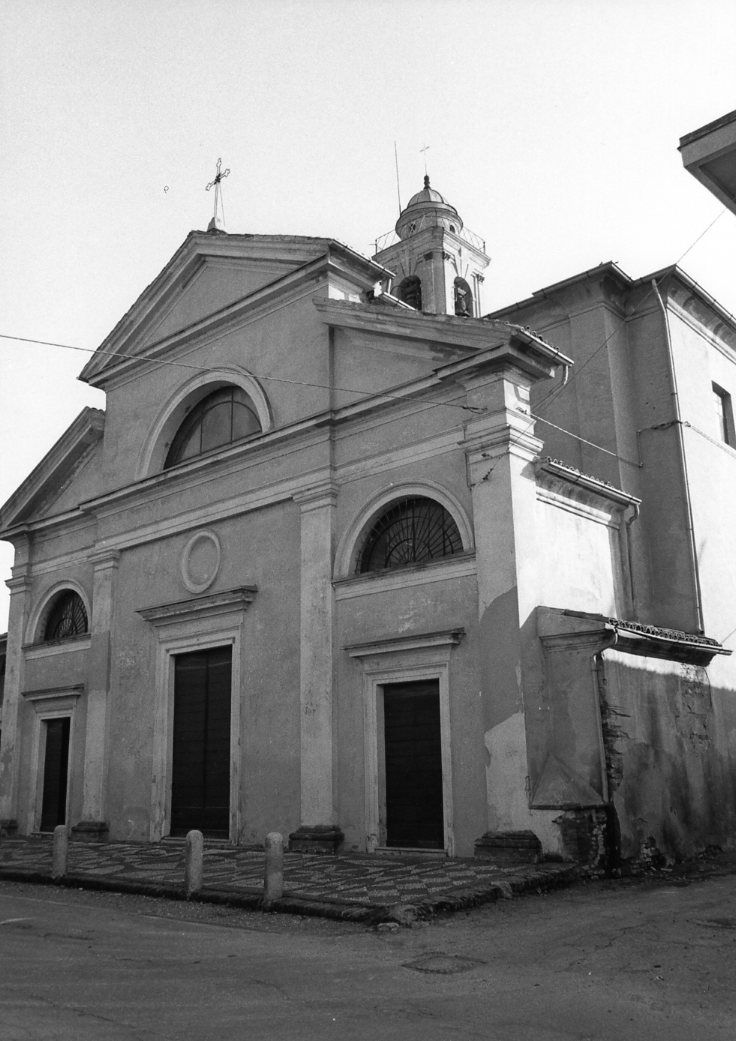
xmin=0 ymin=407 xmax=105 ymax=537
xmin=314 ymin=298 xmax=573 ymax=370
xmin=80 ymin=232 xmax=389 ymax=389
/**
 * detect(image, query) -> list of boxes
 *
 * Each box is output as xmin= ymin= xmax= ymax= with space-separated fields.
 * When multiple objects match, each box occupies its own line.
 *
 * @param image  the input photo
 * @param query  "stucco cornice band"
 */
xmin=137 ymin=586 xmax=257 ymax=626
xmin=537 ymin=459 xmax=640 ymax=510
xmin=346 ymin=628 xmax=465 ymax=658
xmin=22 ymin=684 xmax=85 ymax=702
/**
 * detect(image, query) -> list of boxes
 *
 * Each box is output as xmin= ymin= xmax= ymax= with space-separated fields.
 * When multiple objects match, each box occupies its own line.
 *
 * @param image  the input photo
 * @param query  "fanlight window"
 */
xmin=454 ymin=277 xmax=473 ymax=317
xmin=44 ymin=591 xmax=88 ymax=641
xmin=165 ymin=386 xmax=261 ymax=469
xmin=358 ymin=497 xmax=463 ymax=574
xmin=397 ymin=275 xmax=422 ymax=310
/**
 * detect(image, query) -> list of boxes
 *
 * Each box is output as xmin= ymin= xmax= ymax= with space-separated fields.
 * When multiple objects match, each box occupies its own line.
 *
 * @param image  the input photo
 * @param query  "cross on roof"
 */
xmin=205 ymin=157 xmax=230 ymax=232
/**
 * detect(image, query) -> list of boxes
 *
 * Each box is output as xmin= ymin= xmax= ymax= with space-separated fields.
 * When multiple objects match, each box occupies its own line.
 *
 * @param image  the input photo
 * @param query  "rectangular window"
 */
xmin=712 ymin=383 xmax=735 ymax=447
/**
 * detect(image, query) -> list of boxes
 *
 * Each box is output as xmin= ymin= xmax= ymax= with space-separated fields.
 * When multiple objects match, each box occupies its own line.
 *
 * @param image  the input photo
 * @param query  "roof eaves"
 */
xmin=0 ymin=407 xmax=105 ymax=534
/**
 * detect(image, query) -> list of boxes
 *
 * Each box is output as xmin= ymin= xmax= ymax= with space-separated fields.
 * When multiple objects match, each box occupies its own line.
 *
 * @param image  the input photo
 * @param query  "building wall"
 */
xmin=602 ymin=649 xmax=736 ymax=860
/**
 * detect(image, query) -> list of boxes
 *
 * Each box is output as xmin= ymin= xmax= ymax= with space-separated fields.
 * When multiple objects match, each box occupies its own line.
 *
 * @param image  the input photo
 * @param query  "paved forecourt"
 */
xmin=0 ymin=835 xmax=575 ymax=921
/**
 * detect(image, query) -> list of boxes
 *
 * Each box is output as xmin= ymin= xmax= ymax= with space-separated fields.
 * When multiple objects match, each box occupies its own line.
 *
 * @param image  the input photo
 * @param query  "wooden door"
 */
xmin=171 ymin=646 xmax=232 ymax=838
xmin=40 ymin=717 xmax=70 ymax=832
xmin=383 ymin=681 xmax=444 ymax=849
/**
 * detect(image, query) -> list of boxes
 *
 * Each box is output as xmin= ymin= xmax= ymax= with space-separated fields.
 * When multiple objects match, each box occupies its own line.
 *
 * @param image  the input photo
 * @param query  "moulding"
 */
xmin=537 ymin=458 xmax=641 ymax=510
xmin=346 ymin=627 xmax=465 ymax=659
xmin=23 ymin=636 xmax=91 ymax=660
xmin=137 ymin=586 xmax=257 ymax=627
xmin=538 ymin=606 xmax=729 ymax=666
xmin=335 ymin=555 xmax=476 ymax=600
xmin=180 ymin=530 xmax=222 ymax=595
xmin=334 ymin=430 xmax=463 ymax=486
xmin=22 ymin=684 xmax=84 ymax=702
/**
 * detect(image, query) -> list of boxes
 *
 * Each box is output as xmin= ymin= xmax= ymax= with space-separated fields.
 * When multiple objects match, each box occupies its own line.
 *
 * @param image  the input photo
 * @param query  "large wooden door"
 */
xmin=383 ymin=681 xmax=444 ymax=849
xmin=171 ymin=646 xmax=232 ymax=838
xmin=40 ymin=717 xmax=70 ymax=832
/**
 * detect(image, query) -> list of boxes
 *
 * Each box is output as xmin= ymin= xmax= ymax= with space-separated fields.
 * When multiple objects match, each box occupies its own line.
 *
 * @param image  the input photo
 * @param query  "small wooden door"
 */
xmin=171 ymin=646 xmax=232 ymax=838
xmin=383 ymin=681 xmax=444 ymax=849
xmin=40 ymin=717 xmax=70 ymax=832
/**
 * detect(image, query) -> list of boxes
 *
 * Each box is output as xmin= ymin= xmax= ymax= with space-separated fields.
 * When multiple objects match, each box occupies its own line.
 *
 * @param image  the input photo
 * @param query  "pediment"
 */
xmin=137 ymin=255 xmax=290 ymax=350
xmin=79 ymin=232 xmax=386 ymax=389
xmin=0 ymin=408 xmax=104 ymax=534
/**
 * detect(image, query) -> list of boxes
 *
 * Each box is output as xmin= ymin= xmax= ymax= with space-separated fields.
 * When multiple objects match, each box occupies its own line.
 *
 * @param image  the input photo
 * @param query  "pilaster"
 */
xmin=289 ymin=480 xmax=343 ymax=853
xmin=73 ymin=548 xmax=120 ymax=841
xmin=461 ymin=370 xmax=545 ymax=835
xmin=0 ymin=536 xmax=31 ymax=832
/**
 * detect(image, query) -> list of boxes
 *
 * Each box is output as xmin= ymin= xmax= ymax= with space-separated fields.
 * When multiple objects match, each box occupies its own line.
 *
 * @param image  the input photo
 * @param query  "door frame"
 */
xmin=347 ymin=629 xmax=464 ymax=856
xmin=170 ymin=644 xmax=234 ymax=838
xmin=23 ymin=687 xmax=81 ymax=833
xmin=381 ymin=678 xmax=444 ymax=850
xmin=139 ymin=587 xmax=256 ymax=843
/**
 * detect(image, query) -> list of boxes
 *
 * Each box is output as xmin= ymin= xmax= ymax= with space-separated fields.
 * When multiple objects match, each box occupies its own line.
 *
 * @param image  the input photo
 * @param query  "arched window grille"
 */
xmin=397 ymin=275 xmax=422 ymax=310
xmin=357 ymin=497 xmax=463 ymax=574
xmin=454 ymin=277 xmax=473 ymax=317
xmin=164 ymin=386 xmax=261 ymax=469
xmin=44 ymin=592 xmax=88 ymax=641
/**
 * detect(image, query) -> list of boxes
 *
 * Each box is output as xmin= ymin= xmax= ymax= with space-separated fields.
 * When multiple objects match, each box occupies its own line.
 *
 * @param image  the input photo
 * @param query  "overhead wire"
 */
xmin=532 ymin=208 xmax=727 ymax=419
xmin=0 ymin=332 xmax=482 ymax=415
xmin=0 ymin=205 xmax=728 ymax=480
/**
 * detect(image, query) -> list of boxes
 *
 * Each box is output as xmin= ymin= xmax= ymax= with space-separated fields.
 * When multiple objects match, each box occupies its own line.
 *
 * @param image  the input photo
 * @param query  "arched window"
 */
xmin=44 ymin=591 xmax=88 ymax=641
xmin=454 ymin=277 xmax=473 ymax=317
xmin=397 ymin=275 xmax=422 ymax=310
xmin=164 ymin=386 xmax=261 ymax=469
xmin=357 ymin=497 xmax=463 ymax=574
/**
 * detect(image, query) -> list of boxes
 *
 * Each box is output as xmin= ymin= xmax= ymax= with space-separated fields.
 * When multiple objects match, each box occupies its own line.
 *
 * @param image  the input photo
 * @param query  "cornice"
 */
xmin=23 ymin=635 xmax=91 ymax=660
xmin=22 ymin=684 xmax=85 ymax=701
xmin=0 ymin=408 xmax=104 ymax=537
xmin=345 ymin=627 xmax=466 ymax=658
xmin=81 ymin=238 xmax=389 ymax=390
xmin=335 ymin=555 xmax=476 ymax=600
xmin=137 ymin=586 xmax=257 ymax=626
xmin=538 ymin=606 xmax=729 ymax=667
xmin=536 ymin=458 xmax=641 ymax=511
xmin=293 ymin=478 xmax=338 ymax=510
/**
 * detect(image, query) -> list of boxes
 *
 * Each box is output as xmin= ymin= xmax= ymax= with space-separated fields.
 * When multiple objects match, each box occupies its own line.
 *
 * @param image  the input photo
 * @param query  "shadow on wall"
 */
xmin=601 ymin=653 xmax=736 ymax=863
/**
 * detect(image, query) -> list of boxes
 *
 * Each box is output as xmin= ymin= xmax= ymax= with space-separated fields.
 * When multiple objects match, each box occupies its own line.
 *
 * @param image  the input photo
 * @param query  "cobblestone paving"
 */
xmin=0 ymin=836 xmax=571 ymax=910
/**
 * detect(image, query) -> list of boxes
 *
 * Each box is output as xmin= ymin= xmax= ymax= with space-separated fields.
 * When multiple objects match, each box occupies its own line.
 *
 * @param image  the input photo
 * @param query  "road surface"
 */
xmin=1 ymin=873 xmax=735 ymax=1040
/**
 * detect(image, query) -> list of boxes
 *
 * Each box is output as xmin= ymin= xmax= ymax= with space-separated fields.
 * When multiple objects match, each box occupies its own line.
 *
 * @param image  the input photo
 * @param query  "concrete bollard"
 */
xmin=264 ymin=832 xmax=284 ymax=908
xmin=52 ymin=825 xmax=69 ymax=880
xmin=184 ymin=829 xmax=204 ymax=898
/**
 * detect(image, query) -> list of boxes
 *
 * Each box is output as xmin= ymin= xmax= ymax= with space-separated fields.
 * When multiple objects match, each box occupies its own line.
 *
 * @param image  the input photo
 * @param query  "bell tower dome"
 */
xmin=372 ymin=176 xmax=490 ymax=316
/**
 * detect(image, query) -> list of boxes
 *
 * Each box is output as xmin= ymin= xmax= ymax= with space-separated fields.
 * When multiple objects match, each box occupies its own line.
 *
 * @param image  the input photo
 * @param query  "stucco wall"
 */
xmin=602 ymin=648 xmax=736 ymax=859
xmin=103 ymin=501 xmax=302 ymax=842
xmin=535 ymin=496 xmax=621 ymax=617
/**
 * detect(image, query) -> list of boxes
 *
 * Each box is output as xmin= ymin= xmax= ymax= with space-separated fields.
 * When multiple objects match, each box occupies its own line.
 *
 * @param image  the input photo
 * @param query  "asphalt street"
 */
xmin=1 ymin=873 xmax=735 ymax=1040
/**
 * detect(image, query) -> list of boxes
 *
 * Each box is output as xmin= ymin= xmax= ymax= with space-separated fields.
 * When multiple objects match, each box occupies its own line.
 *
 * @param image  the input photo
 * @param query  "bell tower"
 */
xmin=373 ymin=176 xmax=490 ymax=316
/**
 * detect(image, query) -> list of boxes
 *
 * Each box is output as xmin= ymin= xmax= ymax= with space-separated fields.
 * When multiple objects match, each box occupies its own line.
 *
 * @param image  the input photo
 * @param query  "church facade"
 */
xmin=1 ymin=179 xmax=734 ymax=864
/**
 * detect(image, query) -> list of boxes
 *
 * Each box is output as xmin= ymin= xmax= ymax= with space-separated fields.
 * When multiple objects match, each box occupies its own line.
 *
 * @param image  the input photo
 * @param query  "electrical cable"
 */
xmin=532 ymin=208 xmax=727 ymax=419
xmin=0 ymin=205 xmax=728 ymax=472
xmin=0 ymin=332 xmax=482 ymax=414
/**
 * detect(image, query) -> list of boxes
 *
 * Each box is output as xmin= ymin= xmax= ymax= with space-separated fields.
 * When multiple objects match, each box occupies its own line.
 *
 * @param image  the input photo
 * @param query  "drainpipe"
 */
xmin=623 ymin=501 xmax=640 ymax=617
xmin=650 ymin=280 xmax=705 ymax=634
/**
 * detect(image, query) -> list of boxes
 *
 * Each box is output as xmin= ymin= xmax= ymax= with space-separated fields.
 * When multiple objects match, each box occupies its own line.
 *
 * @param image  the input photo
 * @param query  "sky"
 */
xmin=1 ymin=0 xmax=736 ymax=629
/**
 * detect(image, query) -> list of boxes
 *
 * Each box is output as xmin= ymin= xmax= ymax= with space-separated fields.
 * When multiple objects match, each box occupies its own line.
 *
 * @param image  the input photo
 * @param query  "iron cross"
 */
xmin=206 ymin=157 xmax=230 ymax=191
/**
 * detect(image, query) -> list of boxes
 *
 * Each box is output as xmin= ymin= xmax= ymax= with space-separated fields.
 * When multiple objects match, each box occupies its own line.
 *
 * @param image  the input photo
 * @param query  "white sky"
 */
xmin=1 ymin=0 xmax=736 ymax=630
